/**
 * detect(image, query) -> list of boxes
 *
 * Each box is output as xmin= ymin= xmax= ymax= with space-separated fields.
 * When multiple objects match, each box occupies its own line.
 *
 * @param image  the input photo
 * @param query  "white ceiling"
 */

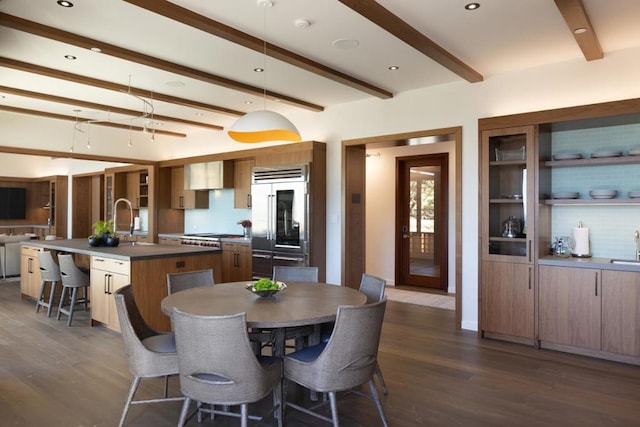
xmin=1 ymin=0 xmax=640 ymax=153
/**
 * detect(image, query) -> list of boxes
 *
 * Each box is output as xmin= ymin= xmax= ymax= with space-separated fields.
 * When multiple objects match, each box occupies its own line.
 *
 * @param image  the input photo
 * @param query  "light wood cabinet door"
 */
xmin=234 ymin=158 xmax=254 ymax=209
xmin=481 ymin=260 xmax=534 ymax=339
xmin=90 ymin=256 xmax=130 ymax=331
xmin=171 ymin=166 xmax=209 ymax=209
xmin=222 ymin=242 xmax=251 ymax=282
xmin=602 ymin=270 xmax=640 ymax=356
xmin=20 ymin=245 xmax=43 ymax=299
xmin=538 ymin=265 xmax=601 ymax=350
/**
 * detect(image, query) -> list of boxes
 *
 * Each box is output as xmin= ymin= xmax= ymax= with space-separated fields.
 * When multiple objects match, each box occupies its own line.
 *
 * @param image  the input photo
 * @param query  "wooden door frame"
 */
xmin=342 ymin=127 xmax=462 ymax=328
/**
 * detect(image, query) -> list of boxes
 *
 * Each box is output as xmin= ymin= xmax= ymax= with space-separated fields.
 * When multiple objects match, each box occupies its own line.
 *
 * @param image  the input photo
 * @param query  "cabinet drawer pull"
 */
xmin=595 ymin=272 xmax=598 ymax=297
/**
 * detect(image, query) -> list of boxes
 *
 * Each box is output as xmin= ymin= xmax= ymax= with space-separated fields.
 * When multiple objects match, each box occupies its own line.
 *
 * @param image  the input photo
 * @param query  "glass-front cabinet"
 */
xmin=481 ymin=126 xmax=538 ymax=262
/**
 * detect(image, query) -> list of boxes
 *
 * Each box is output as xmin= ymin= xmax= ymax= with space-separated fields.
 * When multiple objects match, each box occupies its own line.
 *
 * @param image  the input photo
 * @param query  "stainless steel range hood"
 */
xmin=185 ymin=161 xmax=234 ymax=190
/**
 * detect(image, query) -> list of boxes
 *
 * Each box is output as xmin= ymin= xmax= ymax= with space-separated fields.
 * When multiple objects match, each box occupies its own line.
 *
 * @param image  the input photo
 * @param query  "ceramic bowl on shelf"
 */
xmin=589 ymin=189 xmax=617 ymax=199
xmin=590 ymin=150 xmax=622 ymax=158
xmin=628 ymin=191 xmax=640 ymax=198
xmin=551 ymin=192 xmax=580 ymax=199
xmin=552 ymin=153 xmax=582 ymax=160
xmin=628 ymin=147 xmax=640 ymax=156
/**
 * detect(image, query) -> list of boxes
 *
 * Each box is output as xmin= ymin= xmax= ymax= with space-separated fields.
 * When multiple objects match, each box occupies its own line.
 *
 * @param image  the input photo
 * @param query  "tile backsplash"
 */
xmin=184 ymin=189 xmax=251 ymax=234
xmin=550 ymin=121 xmax=640 ymax=259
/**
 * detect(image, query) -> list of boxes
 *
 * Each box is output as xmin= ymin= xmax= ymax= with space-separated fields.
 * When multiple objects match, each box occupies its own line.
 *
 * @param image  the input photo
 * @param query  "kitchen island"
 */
xmin=24 ymin=239 xmax=222 ymax=331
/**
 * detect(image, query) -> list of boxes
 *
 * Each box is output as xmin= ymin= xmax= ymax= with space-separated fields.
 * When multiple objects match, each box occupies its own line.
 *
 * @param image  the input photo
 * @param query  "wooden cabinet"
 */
xmin=538 ymin=265 xmax=601 ymax=350
xmin=221 ymin=241 xmax=251 ymax=282
xmin=481 ymin=261 xmax=534 ymax=340
xmin=20 ymin=245 xmax=44 ymax=299
xmin=90 ymin=256 xmax=130 ymax=332
xmin=234 ymin=158 xmax=254 ymax=209
xmin=480 ymin=126 xmax=549 ymax=341
xmin=126 ymin=171 xmax=148 ymax=209
xmin=602 ymin=270 xmax=640 ymax=356
xmin=171 ymin=166 xmax=209 ymax=209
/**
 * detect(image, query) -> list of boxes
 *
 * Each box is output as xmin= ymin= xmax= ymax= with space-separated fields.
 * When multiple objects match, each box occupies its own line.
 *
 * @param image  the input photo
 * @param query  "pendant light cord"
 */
xmin=262 ymin=2 xmax=268 ymax=110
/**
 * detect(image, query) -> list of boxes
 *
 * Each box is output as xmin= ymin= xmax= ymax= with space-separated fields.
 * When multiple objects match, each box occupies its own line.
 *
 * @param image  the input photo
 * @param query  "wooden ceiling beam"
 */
xmin=0 ymin=145 xmax=156 ymax=165
xmin=0 ymin=12 xmax=324 ymax=112
xmin=338 ymin=0 xmax=483 ymax=83
xmin=0 ymin=105 xmax=187 ymax=138
xmin=123 ymin=0 xmax=393 ymax=99
xmin=0 ymin=85 xmax=224 ymax=131
xmin=0 ymin=57 xmax=243 ymax=117
xmin=554 ymin=0 xmax=603 ymax=61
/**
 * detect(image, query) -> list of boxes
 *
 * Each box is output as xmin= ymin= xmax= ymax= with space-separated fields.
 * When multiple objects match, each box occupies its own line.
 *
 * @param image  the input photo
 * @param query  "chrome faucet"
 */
xmin=635 ymin=231 xmax=640 ymax=261
xmin=114 ymin=198 xmax=134 ymax=236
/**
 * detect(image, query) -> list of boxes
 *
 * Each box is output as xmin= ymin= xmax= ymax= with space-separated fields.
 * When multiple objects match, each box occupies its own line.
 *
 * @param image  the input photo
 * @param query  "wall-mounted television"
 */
xmin=0 ymin=187 xmax=27 ymax=220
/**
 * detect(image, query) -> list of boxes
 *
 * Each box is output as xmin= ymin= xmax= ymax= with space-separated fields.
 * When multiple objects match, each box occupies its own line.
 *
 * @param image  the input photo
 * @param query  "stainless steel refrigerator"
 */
xmin=251 ymin=165 xmax=309 ymax=279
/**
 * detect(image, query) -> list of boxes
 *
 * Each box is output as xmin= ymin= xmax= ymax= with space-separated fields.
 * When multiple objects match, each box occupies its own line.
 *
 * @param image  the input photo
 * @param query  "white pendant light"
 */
xmin=228 ymin=0 xmax=301 ymax=143
xmin=228 ymin=110 xmax=301 ymax=143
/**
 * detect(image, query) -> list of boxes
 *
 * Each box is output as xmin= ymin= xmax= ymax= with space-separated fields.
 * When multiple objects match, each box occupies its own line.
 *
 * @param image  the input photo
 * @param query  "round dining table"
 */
xmin=160 ymin=281 xmax=367 ymax=357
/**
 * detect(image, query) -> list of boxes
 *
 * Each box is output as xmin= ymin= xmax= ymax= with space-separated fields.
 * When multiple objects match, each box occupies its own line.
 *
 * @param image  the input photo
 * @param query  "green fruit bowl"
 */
xmin=245 ymin=281 xmax=287 ymax=298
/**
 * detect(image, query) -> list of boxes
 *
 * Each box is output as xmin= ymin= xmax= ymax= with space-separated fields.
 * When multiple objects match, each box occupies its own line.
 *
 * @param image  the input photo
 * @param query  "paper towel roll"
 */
xmin=134 ymin=216 xmax=141 ymax=231
xmin=573 ymin=226 xmax=590 ymax=256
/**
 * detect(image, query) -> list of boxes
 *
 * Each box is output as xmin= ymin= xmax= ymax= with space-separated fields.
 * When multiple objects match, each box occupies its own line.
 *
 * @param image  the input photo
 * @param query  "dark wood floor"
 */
xmin=1 ymin=278 xmax=640 ymax=426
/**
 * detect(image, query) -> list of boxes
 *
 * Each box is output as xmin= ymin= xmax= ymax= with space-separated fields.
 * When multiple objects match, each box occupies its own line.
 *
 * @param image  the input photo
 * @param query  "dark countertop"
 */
xmin=539 ymin=255 xmax=640 ymax=272
xmin=23 ymin=238 xmax=220 ymax=261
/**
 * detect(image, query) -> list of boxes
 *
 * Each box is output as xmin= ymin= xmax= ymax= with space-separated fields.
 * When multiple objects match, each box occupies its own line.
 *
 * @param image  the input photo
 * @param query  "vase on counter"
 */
xmin=243 ymin=227 xmax=251 ymax=239
xmin=105 ymin=235 xmax=120 ymax=247
xmin=88 ymin=236 xmax=102 ymax=247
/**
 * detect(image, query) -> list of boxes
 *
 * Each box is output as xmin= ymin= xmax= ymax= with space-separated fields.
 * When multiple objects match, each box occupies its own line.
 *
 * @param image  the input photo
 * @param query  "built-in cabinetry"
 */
xmin=233 ymin=159 xmax=254 ymax=209
xmin=479 ymin=98 xmax=640 ymax=364
xmin=20 ymin=245 xmax=43 ymax=299
xmin=158 ymin=236 xmax=182 ymax=245
xmin=221 ymin=241 xmax=251 ymax=282
xmin=170 ymin=166 xmax=208 ymax=209
xmin=480 ymin=126 xmax=550 ymax=343
xmin=90 ymin=256 xmax=130 ymax=332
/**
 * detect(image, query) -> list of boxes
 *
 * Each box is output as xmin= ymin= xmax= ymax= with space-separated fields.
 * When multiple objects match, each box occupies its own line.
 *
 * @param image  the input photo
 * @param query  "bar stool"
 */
xmin=35 ymin=251 xmax=62 ymax=317
xmin=57 ymin=254 xmax=90 ymax=326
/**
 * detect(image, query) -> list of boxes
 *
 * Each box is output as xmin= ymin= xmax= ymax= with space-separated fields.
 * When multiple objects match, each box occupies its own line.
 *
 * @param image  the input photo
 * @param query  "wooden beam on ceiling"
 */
xmin=0 ymin=105 xmax=187 ymax=138
xmin=338 ymin=0 xmax=483 ymax=83
xmin=0 ymin=85 xmax=224 ymax=131
xmin=0 ymin=57 xmax=242 ymax=117
xmin=123 ymin=0 xmax=393 ymax=100
xmin=0 ymin=145 xmax=157 ymax=165
xmin=554 ymin=0 xmax=603 ymax=61
xmin=0 ymin=12 xmax=323 ymax=112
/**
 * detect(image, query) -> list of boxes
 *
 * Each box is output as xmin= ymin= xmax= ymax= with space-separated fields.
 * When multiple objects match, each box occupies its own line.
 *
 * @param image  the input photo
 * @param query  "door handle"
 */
xmin=252 ymin=254 xmax=271 ymax=259
xmin=273 ymin=256 xmax=305 ymax=262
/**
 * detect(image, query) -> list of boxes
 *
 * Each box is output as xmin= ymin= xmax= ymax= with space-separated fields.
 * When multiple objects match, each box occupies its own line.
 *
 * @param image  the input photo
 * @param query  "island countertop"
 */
xmin=23 ymin=238 xmax=220 ymax=261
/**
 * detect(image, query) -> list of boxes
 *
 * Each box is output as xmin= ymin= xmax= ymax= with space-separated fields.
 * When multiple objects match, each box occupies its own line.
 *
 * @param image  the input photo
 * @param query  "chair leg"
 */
xmin=273 ymin=379 xmax=283 ymax=427
xmin=35 ymin=280 xmax=45 ymax=313
xmin=66 ymin=287 xmax=78 ymax=326
xmin=177 ymin=397 xmax=191 ymax=427
xmin=46 ymin=281 xmax=58 ymax=317
xmin=374 ymin=362 xmax=388 ymax=395
xmin=328 ymin=391 xmax=339 ymax=427
xmin=240 ymin=403 xmax=248 ymax=427
xmin=118 ymin=376 xmax=141 ymax=427
xmin=56 ymin=286 xmax=68 ymax=320
xmin=369 ymin=378 xmax=389 ymax=427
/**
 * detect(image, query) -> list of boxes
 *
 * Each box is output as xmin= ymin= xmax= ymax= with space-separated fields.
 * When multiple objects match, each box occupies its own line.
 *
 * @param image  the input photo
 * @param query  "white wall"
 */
xmin=3 ymin=46 xmax=640 ymax=331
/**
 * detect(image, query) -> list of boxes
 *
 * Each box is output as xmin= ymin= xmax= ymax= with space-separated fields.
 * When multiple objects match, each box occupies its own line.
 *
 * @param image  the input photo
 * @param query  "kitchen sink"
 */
xmin=121 ymin=241 xmax=156 ymax=246
xmin=610 ymin=259 xmax=640 ymax=266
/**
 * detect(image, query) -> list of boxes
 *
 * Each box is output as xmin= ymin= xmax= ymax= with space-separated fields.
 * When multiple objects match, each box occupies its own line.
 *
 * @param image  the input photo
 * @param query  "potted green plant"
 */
xmin=89 ymin=219 xmax=118 ymax=247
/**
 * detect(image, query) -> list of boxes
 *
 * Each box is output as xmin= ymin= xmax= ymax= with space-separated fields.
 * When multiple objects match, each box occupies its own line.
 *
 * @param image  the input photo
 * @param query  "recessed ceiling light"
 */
xmin=64 ymin=54 xmax=76 ymax=60
xmin=388 ymin=66 xmax=399 ymax=71
xmin=90 ymin=47 xmax=102 ymax=53
xmin=165 ymin=81 xmax=185 ymax=87
xmin=465 ymin=3 xmax=480 ymax=10
xmin=332 ymin=39 xmax=360 ymax=50
xmin=57 ymin=1 xmax=74 ymax=7
xmin=195 ymin=112 xmax=203 ymax=117
xmin=574 ymin=27 xmax=587 ymax=34
xmin=254 ymin=67 xmax=264 ymax=73
xmin=245 ymin=101 xmax=253 ymax=105
xmin=294 ymin=19 xmax=311 ymax=29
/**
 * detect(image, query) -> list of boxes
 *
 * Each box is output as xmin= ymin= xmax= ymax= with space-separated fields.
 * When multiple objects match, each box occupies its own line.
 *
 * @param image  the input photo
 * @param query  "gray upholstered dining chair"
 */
xmin=36 ymin=251 xmax=61 ymax=317
xmin=166 ymin=268 xmax=215 ymax=295
xmin=57 ymin=254 xmax=90 ymax=326
xmin=172 ymin=308 xmax=283 ymax=427
xmin=283 ymin=299 xmax=389 ymax=427
xmin=114 ymin=285 xmax=183 ymax=427
xmin=273 ymin=266 xmax=319 ymax=351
